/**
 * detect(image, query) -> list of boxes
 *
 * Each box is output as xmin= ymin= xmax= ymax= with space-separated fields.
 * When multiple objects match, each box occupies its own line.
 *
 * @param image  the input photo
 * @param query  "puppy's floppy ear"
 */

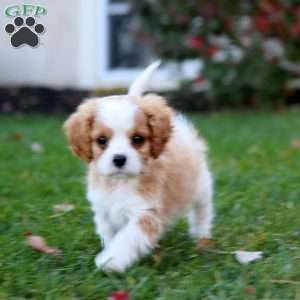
xmin=139 ymin=94 xmax=173 ymax=158
xmin=63 ymin=99 xmax=97 ymax=162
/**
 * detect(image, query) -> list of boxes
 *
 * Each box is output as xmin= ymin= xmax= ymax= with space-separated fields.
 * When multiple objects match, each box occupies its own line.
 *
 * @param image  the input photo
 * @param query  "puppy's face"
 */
xmin=64 ymin=95 xmax=172 ymax=177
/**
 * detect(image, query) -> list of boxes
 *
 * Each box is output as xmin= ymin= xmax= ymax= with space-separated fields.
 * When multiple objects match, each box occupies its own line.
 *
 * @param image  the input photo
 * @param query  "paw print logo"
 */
xmin=5 ymin=17 xmax=44 ymax=47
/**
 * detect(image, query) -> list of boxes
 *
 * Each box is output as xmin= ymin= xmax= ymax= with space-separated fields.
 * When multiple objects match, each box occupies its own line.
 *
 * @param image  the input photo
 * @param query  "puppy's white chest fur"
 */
xmin=87 ymin=179 xmax=152 ymax=232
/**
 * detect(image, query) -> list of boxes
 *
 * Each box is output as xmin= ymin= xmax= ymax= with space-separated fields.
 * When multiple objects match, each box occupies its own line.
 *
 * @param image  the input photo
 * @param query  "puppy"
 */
xmin=64 ymin=62 xmax=214 ymax=272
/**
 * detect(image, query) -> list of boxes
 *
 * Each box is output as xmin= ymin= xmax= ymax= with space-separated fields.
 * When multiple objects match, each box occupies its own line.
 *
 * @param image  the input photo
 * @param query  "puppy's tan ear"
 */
xmin=63 ymin=99 xmax=97 ymax=162
xmin=139 ymin=94 xmax=173 ymax=158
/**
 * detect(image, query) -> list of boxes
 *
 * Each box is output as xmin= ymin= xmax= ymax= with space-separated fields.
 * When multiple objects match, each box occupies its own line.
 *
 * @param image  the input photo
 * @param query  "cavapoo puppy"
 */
xmin=64 ymin=62 xmax=214 ymax=272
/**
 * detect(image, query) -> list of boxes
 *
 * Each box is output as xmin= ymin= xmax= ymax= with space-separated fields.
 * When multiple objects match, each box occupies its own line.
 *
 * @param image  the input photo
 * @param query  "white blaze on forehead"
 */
xmin=97 ymin=96 xmax=138 ymax=131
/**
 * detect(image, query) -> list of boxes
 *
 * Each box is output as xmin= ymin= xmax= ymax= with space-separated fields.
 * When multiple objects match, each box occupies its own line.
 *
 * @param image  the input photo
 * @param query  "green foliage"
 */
xmin=134 ymin=0 xmax=300 ymax=107
xmin=203 ymin=46 xmax=288 ymax=106
xmin=1 ymin=112 xmax=300 ymax=299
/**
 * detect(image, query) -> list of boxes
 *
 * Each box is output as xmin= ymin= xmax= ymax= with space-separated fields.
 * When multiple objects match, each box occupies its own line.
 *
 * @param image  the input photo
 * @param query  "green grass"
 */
xmin=1 ymin=109 xmax=300 ymax=300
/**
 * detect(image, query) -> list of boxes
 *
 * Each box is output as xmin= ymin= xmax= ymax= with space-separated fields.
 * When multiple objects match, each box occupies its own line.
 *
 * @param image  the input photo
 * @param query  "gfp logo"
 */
xmin=4 ymin=5 xmax=47 ymax=48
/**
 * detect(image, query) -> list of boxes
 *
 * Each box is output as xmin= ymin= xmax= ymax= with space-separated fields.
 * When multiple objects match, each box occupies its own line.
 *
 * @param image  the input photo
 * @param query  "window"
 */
xmin=97 ymin=0 xmax=173 ymax=88
xmin=108 ymin=0 xmax=151 ymax=68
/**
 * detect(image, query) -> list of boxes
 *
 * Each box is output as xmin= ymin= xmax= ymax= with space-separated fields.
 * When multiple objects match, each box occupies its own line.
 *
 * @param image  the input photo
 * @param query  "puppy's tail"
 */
xmin=128 ymin=60 xmax=161 ymax=97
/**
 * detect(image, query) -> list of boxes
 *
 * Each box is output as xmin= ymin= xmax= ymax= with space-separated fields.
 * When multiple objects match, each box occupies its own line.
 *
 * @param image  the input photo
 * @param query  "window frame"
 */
xmin=98 ymin=0 xmax=146 ymax=86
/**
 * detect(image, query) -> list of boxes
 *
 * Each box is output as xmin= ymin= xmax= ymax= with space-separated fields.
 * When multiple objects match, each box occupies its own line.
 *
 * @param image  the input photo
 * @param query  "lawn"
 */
xmin=0 ymin=109 xmax=300 ymax=300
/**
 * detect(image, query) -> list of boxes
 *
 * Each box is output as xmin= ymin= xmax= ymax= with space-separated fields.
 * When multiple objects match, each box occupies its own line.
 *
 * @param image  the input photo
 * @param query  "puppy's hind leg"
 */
xmin=188 ymin=164 xmax=214 ymax=240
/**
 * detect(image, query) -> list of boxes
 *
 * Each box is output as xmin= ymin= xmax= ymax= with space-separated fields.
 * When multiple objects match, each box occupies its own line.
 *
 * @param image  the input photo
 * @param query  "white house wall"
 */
xmin=0 ymin=0 xmax=181 ymax=90
xmin=0 ymin=0 xmax=92 ymax=89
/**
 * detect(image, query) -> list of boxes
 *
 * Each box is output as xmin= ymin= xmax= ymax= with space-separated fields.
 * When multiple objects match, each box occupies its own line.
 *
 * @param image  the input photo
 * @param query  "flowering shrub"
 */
xmin=134 ymin=0 xmax=300 ymax=107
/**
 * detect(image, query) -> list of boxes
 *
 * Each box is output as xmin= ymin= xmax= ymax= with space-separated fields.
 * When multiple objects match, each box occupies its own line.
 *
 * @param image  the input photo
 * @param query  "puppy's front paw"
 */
xmin=95 ymin=250 xmax=111 ymax=269
xmin=95 ymin=251 xmax=127 ymax=273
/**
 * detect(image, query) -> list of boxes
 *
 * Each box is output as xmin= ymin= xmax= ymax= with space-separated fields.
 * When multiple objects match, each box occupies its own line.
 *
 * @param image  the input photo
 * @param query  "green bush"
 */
xmin=134 ymin=0 xmax=300 ymax=108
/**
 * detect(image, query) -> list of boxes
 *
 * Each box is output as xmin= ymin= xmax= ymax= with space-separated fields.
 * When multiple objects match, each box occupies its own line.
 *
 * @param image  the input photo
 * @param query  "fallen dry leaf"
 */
xmin=244 ymin=285 xmax=256 ymax=295
xmin=53 ymin=203 xmax=75 ymax=213
xmin=197 ymin=238 xmax=215 ymax=251
xmin=234 ymin=251 xmax=263 ymax=264
xmin=292 ymin=139 xmax=300 ymax=149
xmin=152 ymin=251 xmax=161 ymax=263
xmin=108 ymin=290 xmax=129 ymax=300
xmin=6 ymin=132 xmax=24 ymax=141
xmin=26 ymin=234 xmax=63 ymax=256
xmin=30 ymin=142 xmax=44 ymax=153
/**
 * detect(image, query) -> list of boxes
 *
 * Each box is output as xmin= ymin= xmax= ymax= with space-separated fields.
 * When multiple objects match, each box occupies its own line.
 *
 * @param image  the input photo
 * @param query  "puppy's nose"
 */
xmin=113 ymin=154 xmax=127 ymax=168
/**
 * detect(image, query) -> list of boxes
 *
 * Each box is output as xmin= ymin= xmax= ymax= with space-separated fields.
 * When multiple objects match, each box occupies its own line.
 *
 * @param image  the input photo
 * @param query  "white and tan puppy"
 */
xmin=64 ymin=62 xmax=214 ymax=272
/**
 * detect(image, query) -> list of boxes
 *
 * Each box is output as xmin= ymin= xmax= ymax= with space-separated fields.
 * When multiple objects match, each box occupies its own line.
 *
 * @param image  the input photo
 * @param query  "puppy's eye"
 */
xmin=132 ymin=135 xmax=145 ymax=146
xmin=96 ymin=136 xmax=108 ymax=147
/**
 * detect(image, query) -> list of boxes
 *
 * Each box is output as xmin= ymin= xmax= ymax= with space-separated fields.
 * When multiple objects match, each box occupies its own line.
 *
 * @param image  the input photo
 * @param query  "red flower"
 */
xmin=208 ymin=46 xmax=219 ymax=57
xmin=292 ymin=22 xmax=300 ymax=37
xmin=108 ymin=291 xmax=129 ymax=300
xmin=295 ymin=5 xmax=300 ymax=19
xmin=187 ymin=36 xmax=205 ymax=49
xmin=194 ymin=75 xmax=206 ymax=84
xmin=254 ymin=15 xmax=271 ymax=33
xmin=260 ymin=0 xmax=283 ymax=15
xmin=224 ymin=18 xmax=233 ymax=31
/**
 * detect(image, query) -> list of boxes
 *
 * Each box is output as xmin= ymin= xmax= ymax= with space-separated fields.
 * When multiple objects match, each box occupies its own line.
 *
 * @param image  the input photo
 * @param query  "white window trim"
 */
xmin=78 ymin=0 xmax=178 ymax=90
xmin=108 ymin=2 xmax=131 ymax=15
xmin=98 ymin=0 xmax=145 ymax=86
